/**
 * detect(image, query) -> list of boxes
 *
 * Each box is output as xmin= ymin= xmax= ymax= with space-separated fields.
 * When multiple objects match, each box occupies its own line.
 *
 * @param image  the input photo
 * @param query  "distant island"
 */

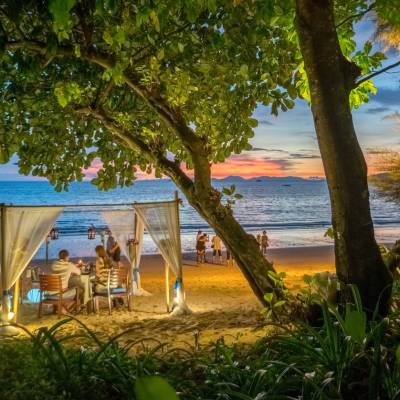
xmin=213 ymin=175 xmax=326 ymax=183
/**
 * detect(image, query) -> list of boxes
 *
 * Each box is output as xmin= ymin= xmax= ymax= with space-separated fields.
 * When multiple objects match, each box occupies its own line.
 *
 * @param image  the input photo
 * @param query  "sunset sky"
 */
xmin=1 ymin=19 xmax=399 ymax=181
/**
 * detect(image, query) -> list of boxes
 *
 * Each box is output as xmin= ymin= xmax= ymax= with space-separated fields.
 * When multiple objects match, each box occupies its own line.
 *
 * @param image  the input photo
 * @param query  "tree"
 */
xmin=295 ymin=0 xmax=399 ymax=314
xmin=0 ymin=0 xmax=398 ymax=312
xmin=0 ymin=0 xmax=301 ymax=303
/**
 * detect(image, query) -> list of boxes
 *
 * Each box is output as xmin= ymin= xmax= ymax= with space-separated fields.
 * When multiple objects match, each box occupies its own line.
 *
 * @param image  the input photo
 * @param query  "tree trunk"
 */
xmin=182 ymin=185 xmax=278 ymax=304
xmin=295 ymin=0 xmax=392 ymax=315
xmin=86 ymin=107 xmax=279 ymax=306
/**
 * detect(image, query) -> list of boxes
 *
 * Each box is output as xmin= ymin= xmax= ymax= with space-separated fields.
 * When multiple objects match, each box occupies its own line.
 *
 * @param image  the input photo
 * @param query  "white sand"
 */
xmin=18 ymin=246 xmax=334 ymax=346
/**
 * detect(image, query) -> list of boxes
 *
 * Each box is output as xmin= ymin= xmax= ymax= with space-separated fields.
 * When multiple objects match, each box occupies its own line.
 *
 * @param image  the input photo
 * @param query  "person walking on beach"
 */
xmin=256 ymin=233 xmax=262 ymax=250
xmin=196 ymin=234 xmax=207 ymax=264
xmin=211 ymin=234 xmax=222 ymax=264
xmin=261 ymin=230 xmax=269 ymax=255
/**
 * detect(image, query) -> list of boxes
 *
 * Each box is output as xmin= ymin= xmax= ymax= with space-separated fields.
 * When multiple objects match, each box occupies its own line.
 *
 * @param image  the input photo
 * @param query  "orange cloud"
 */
xmin=83 ymin=153 xmax=326 ymax=180
xmin=211 ymin=156 xmax=293 ymax=178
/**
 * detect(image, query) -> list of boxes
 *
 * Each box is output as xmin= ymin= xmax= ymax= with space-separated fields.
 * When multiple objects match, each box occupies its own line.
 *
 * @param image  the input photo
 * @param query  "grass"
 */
xmin=1 ymin=286 xmax=400 ymax=400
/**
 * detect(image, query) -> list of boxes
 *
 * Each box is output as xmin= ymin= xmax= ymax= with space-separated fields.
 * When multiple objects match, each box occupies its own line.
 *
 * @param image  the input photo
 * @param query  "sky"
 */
xmin=1 ymin=18 xmax=399 ymax=181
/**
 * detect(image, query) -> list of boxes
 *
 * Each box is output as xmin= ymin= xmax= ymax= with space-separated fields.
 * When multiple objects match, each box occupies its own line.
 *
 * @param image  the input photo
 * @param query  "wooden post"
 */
xmin=1 ymin=204 xmax=9 ymax=323
xmin=12 ymin=278 xmax=19 ymax=323
xmin=174 ymin=191 xmax=185 ymax=304
xmin=165 ymin=262 xmax=170 ymax=313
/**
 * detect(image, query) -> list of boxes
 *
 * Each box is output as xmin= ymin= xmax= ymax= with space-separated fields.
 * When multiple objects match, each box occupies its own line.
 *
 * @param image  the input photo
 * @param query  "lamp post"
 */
xmin=87 ymin=225 xmax=96 ymax=240
xmin=100 ymin=230 xmax=107 ymax=247
xmin=45 ymin=227 xmax=59 ymax=266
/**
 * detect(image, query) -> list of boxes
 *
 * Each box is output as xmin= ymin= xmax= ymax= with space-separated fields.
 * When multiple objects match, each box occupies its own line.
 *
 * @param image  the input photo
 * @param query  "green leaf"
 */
xmin=239 ymin=64 xmax=248 ymax=78
xmin=396 ymin=345 xmax=400 ymax=365
xmin=344 ymin=308 xmax=366 ymax=343
xmin=48 ymin=0 xmax=76 ymax=39
xmin=248 ymin=118 xmax=258 ymax=128
xmin=273 ymin=300 xmax=286 ymax=308
xmin=324 ymin=227 xmax=335 ymax=239
xmin=178 ymin=43 xmax=185 ymax=53
xmin=264 ymin=292 xmax=273 ymax=304
xmin=157 ymin=48 xmax=165 ymax=61
xmin=135 ymin=377 xmax=180 ymax=400
xmin=149 ymin=10 xmax=160 ymax=32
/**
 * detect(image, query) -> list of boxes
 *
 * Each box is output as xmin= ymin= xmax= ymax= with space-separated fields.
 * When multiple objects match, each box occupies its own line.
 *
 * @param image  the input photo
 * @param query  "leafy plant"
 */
xmin=221 ymin=184 xmax=243 ymax=208
xmin=2 ymin=285 xmax=400 ymax=400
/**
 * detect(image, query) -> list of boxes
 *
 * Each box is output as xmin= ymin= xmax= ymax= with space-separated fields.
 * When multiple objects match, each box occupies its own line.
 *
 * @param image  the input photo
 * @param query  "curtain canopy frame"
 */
xmin=0 ymin=194 xmax=187 ymax=321
xmin=0 ymin=199 xmax=180 ymax=209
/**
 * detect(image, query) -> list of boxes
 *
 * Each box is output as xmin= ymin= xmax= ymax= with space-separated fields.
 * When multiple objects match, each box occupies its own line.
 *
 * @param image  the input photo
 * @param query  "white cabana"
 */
xmin=0 ymin=205 xmax=64 ymax=328
xmin=103 ymin=196 xmax=190 ymax=314
xmin=0 ymin=194 xmax=189 ymax=330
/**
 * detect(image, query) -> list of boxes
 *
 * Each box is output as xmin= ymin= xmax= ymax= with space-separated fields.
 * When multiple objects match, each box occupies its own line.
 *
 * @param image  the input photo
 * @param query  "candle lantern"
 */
xmin=127 ymin=233 xmax=138 ymax=246
xmin=88 ymin=226 xmax=96 ymax=240
xmin=49 ymin=228 xmax=59 ymax=240
xmin=46 ymin=227 xmax=60 ymax=266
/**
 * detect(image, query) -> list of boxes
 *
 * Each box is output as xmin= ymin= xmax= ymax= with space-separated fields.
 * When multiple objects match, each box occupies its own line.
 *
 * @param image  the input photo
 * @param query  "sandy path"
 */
xmin=18 ymin=246 xmax=334 ymax=346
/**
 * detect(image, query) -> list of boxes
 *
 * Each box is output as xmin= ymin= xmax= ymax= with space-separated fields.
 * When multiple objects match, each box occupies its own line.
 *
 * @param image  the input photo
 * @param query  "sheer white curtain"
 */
xmin=0 ymin=206 xmax=63 ymax=322
xmin=101 ymin=210 xmax=149 ymax=296
xmin=134 ymin=201 xmax=190 ymax=314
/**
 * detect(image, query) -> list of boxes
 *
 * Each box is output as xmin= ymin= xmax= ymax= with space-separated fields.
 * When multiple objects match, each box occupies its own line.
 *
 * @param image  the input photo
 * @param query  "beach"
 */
xmin=18 ymin=245 xmax=335 ymax=346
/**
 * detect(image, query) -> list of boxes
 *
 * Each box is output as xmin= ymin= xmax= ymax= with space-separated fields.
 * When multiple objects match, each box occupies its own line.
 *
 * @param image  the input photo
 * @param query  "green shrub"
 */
xmin=1 ymin=287 xmax=400 ymax=400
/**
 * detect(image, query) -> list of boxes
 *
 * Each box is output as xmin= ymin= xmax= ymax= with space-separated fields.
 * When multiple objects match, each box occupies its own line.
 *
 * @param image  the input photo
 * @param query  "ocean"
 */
xmin=0 ymin=179 xmax=399 ymax=259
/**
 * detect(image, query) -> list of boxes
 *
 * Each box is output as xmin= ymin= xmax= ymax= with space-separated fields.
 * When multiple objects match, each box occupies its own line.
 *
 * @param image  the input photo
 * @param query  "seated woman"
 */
xmin=95 ymin=245 xmax=118 ymax=289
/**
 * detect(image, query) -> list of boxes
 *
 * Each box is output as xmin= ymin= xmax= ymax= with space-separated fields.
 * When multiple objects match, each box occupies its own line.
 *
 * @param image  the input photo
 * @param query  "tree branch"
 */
xmin=356 ymin=59 xmax=400 ymax=86
xmin=5 ymin=38 xmax=212 ymax=191
xmin=335 ymin=2 xmax=375 ymax=29
xmin=75 ymin=106 xmax=195 ymax=194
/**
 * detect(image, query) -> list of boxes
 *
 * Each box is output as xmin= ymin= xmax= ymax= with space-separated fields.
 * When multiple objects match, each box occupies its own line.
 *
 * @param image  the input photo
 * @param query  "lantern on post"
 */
xmin=46 ymin=227 xmax=60 ymax=266
xmin=100 ymin=230 xmax=107 ymax=247
xmin=49 ymin=228 xmax=59 ymax=240
xmin=126 ymin=233 xmax=138 ymax=246
xmin=87 ymin=226 xmax=96 ymax=240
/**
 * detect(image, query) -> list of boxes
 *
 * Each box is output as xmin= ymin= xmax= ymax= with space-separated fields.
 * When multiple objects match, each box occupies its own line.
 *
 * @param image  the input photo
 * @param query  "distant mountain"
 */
xmin=213 ymin=175 xmax=325 ymax=183
xmin=213 ymin=175 xmax=247 ymax=182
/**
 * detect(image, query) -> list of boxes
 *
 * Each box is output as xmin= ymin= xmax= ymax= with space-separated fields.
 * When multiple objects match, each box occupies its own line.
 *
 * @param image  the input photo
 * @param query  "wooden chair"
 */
xmin=38 ymin=275 xmax=80 ymax=319
xmin=20 ymin=266 xmax=41 ymax=303
xmin=93 ymin=267 xmax=130 ymax=315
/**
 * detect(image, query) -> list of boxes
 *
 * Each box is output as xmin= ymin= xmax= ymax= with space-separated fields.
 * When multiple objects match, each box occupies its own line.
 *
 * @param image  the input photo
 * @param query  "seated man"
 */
xmin=51 ymin=249 xmax=83 ymax=298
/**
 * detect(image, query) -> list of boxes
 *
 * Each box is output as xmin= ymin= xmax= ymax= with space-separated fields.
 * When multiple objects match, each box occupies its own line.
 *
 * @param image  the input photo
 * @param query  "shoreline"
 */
xmin=32 ymin=244 xmax=336 ymax=275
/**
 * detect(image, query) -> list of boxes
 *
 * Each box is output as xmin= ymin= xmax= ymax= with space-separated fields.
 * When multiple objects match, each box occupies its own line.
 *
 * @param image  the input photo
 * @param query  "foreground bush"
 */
xmin=1 ymin=293 xmax=400 ymax=400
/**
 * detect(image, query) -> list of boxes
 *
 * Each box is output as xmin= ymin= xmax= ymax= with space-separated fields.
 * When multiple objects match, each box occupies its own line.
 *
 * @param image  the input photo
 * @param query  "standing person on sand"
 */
xmin=211 ymin=234 xmax=222 ymax=264
xmin=203 ymin=233 xmax=210 ymax=263
xmin=261 ymin=230 xmax=269 ymax=255
xmin=256 ymin=233 xmax=262 ymax=250
xmin=195 ymin=230 xmax=202 ymax=263
xmin=196 ymin=234 xmax=206 ymax=264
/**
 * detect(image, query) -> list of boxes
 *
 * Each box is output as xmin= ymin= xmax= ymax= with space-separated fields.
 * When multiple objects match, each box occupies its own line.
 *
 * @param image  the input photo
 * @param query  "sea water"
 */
xmin=0 ymin=178 xmax=399 ymax=259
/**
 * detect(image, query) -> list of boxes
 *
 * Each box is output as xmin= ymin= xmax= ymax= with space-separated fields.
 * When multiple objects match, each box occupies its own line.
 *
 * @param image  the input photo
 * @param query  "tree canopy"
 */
xmin=0 ymin=0 xmax=396 ymax=191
